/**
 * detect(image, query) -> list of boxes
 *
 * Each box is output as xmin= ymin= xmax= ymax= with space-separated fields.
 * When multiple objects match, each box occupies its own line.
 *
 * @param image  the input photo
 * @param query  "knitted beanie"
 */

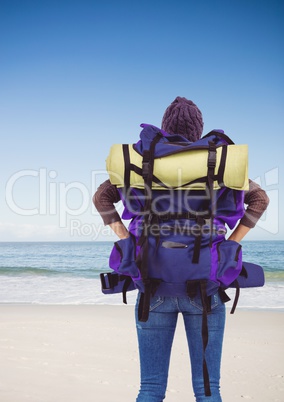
xmin=161 ymin=96 xmax=204 ymax=142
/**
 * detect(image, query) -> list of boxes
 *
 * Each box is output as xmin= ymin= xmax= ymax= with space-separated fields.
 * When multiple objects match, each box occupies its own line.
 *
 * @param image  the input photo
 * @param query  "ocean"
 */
xmin=0 ymin=241 xmax=283 ymax=309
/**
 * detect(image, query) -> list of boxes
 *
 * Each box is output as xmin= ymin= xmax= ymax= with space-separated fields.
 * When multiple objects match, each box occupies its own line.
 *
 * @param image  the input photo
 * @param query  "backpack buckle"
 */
xmin=207 ymin=150 xmax=217 ymax=169
xmin=142 ymin=162 xmax=151 ymax=178
xmin=207 ymin=143 xmax=217 ymax=169
xmin=100 ymin=272 xmax=119 ymax=290
xmin=142 ymin=150 xmax=151 ymax=179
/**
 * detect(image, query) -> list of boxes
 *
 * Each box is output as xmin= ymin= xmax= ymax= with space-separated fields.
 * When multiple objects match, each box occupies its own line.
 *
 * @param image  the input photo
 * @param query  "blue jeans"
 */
xmin=135 ymin=292 xmax=226 ymax=402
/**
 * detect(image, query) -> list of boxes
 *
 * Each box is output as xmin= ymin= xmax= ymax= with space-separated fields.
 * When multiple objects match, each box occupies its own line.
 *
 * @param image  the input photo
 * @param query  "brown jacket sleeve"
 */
xmin=240 ymin=179 xmax=269 ymax=228
xmin=93 ymin=180 xmax=122 ymax=225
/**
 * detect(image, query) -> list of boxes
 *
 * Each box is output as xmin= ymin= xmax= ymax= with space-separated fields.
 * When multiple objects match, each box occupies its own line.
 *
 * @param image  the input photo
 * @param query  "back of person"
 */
xmin=94 ymin=96 xmax=269 ymax=402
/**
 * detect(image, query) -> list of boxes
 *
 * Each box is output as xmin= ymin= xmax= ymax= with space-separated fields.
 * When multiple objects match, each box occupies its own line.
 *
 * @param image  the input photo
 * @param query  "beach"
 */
xmin=0 ymin=305 xmax=283 ymax=402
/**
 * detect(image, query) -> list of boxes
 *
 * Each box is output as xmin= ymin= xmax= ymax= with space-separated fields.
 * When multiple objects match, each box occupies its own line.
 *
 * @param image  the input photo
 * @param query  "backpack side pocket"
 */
xmin=112 ymin=235 xmax=141 ymax=279
xmin=217 ymin=240 xmax=242 ymax=287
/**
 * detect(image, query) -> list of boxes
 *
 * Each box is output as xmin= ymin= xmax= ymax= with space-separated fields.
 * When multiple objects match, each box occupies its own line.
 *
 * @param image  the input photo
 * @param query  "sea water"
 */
xmin=0 ymin=241 xmax=283 ymax=309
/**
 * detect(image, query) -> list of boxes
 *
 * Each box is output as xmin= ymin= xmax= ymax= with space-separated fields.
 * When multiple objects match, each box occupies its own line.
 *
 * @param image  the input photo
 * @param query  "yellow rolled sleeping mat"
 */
xmin=106 ymin=143 xmax=249 ymax=191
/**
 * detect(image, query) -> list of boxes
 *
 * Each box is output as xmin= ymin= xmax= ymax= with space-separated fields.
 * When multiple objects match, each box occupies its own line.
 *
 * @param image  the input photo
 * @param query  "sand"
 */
xmin=0 ymin=305 xmax=283 ymax=402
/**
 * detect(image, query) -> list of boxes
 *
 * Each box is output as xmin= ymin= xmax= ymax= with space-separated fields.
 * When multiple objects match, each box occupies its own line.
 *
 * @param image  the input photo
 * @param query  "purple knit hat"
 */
xmin=161 ymin=96 xmax=204 ymax=142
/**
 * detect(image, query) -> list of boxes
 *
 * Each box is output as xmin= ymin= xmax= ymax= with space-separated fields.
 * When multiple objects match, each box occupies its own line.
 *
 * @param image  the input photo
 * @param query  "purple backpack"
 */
xmin=101 ymin=124 xmax=264 ymax=314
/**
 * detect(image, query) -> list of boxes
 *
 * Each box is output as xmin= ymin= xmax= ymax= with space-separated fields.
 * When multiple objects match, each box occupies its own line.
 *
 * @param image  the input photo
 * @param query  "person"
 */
xmin=93 ymin=97 xmax=269 ymax=402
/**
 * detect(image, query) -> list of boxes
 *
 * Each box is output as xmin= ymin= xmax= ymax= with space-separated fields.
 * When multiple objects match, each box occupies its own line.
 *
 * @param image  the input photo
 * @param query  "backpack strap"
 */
xmin=218 ymin=284 xmax=240 ymax=314
xmin=138 ymin=133 xmax=163 ymax=322
xmin=192 ymin=216 xmax=205 ymax=264
xmin=186 ymin=279 xmax=212 ymax=397
xmin=100 ymin=272 xmax=134 ymax=304
xmin=122 ymin=144 xmax=131 ymax=190
xmin=229 ymin=280 xmax=240 ymax=314
xmin=137 ymin=278 xmax=162 ymax=322
xmin=207 ymin=141 xmax=217 ymax=246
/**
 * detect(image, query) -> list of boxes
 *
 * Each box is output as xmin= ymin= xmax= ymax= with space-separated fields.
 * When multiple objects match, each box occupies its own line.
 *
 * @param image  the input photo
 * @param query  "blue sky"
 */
xmin=0 ymin=0 xmax=283 ymax=241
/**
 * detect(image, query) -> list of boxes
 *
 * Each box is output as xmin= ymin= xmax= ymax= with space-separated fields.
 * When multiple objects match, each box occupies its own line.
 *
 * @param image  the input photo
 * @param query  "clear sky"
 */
xmin=1 ymin=0 xmax=283 ymax=241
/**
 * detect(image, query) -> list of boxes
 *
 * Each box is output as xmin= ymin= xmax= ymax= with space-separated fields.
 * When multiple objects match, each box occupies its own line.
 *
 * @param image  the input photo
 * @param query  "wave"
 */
xmin=0 ymin=266 xmax=103 ymax=278
xmin=0 ymin=265 xmax=283 ymax=283
xmin=0 ymin=266 xmax=67 ymax=276
xmin=264 ymin=271 xmax=284 ymax=282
